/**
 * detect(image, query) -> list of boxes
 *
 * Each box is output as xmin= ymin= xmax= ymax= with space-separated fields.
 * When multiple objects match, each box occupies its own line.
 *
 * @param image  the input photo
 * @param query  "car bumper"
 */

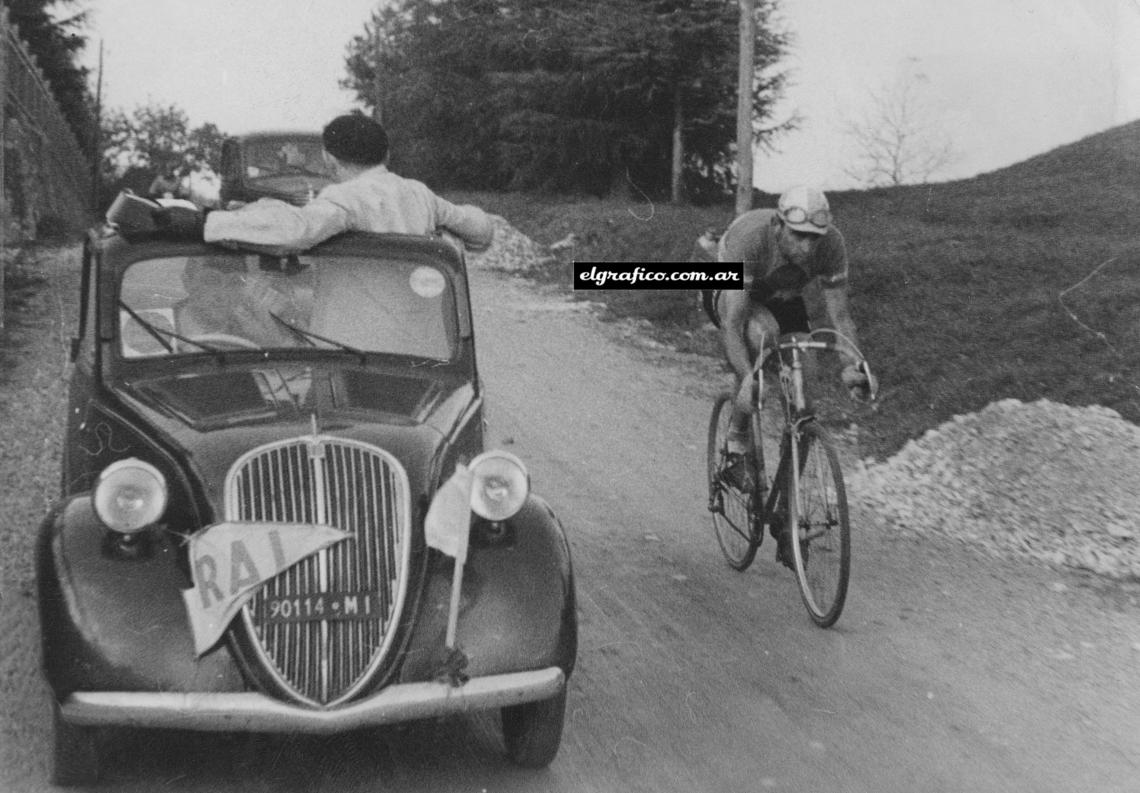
xmin=62 ymin=667 xmax=564 ymax=734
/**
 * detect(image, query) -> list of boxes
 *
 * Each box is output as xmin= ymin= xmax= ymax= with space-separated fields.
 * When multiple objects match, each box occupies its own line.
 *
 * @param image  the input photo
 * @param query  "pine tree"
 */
xmin=342 ymin=0 xmax=789 ymax=199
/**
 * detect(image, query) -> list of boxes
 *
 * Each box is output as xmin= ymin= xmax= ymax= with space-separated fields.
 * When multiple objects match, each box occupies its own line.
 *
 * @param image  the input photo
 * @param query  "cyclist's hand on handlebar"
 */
xmin=842 ymin=362 xmax=878 ymax=402
xmin=840 ymin=363 xmax=866 ymax=391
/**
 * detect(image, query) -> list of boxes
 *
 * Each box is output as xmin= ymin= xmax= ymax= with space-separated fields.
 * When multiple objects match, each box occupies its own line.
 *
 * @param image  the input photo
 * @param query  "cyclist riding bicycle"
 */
xmin=701 ymin=185 xmax=872 ymax=492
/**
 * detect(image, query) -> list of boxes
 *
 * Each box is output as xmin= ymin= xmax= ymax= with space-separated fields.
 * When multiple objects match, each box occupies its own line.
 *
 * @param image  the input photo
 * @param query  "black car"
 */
xmin=36 ymin=193 xmax=577 ymax=785
xmin=219 ymin=131 xmax=334 ymax=207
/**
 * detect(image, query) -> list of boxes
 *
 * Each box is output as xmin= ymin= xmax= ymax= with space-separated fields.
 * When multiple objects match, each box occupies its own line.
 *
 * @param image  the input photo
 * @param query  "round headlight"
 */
xmin=93 ymin=458 xmax=168 ymax=534
xmin=468 ymin=450 xmax=528 ymax=522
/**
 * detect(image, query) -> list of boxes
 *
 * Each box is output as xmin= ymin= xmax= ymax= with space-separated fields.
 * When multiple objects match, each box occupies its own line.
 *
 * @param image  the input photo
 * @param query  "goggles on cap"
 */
xmin=779 ymin=206 xmax=831 ymax=229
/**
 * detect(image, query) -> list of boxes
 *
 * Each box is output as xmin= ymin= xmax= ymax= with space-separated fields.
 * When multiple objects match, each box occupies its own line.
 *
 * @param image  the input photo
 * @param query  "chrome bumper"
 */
xmin=62 ymin=667 xmax=564 ymax=734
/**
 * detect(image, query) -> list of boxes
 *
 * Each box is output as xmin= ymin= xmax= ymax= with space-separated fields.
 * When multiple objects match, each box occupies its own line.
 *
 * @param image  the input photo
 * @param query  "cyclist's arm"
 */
xmin=819 ymin=283 xmax=862 ymax=368
xmin=719 ymin=289 xmax=754 ymax=382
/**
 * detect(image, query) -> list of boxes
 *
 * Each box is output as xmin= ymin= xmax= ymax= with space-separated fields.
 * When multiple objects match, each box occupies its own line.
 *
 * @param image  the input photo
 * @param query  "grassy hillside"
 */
xmin=450 ymin=120 xmax=1140 ymax=460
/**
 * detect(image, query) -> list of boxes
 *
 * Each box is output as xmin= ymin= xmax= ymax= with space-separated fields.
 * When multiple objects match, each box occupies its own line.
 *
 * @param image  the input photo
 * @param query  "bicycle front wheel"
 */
xmin=707 ymin=394 xmax=759 ymax=570
xmin=786 ymin=421 xmax=850 ymax=627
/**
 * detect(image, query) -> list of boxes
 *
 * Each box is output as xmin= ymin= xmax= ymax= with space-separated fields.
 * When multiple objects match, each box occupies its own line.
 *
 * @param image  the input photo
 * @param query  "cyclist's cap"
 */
xmin=777 ymin=185 xmax=831 ymax=235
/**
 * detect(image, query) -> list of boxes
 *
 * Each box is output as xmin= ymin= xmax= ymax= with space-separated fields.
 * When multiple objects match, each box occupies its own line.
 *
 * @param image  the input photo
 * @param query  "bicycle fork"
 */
xmin=763 ymin=415 xmax=816 ymax=534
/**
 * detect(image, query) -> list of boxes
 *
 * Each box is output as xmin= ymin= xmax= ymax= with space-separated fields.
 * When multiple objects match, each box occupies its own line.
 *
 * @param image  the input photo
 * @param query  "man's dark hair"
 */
xmin=322 ymin=114 xmax=389 ymax=166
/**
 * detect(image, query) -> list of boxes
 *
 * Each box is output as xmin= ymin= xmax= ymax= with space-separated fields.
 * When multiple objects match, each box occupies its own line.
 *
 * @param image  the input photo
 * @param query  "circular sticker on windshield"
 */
xmin=409 ymin=266 xmax=446 ymax=298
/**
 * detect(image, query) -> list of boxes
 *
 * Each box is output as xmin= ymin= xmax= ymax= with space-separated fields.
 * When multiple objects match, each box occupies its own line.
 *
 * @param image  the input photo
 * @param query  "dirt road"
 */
xmin=1 ymin=246 xmax=1138 ymax=791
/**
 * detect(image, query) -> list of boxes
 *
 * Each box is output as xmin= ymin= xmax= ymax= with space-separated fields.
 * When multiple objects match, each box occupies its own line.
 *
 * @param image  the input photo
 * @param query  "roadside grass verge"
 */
xmin=448 ymin=120 xmax=1140 ymax=460
xmin=0 ymin=247 xmax=50 ymax=390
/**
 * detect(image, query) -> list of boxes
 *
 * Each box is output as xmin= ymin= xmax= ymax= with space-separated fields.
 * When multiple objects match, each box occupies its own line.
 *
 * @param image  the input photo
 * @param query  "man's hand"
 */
xmin=842 ymin=362 xmax=878 ymax=402
xmin=153 ymin=205 xmax=206 ymax=240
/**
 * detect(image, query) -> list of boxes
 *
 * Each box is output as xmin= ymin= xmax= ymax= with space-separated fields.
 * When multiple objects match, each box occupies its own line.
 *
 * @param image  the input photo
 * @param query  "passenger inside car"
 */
xmin=175 ymin=257 xmax=295 ymax=348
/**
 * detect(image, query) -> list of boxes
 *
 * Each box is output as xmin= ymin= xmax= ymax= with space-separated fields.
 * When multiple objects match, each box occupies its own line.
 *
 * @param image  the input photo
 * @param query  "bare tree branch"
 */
xmin=842 ymin=70 xmax=958 ymax=187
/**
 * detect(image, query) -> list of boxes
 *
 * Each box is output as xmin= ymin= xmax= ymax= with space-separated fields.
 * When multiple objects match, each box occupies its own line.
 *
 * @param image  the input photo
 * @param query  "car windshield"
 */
xmin=118 ymin=252 xmax=458 ymax=361
xmin=242 ymin=137 xmax=329 ymax=180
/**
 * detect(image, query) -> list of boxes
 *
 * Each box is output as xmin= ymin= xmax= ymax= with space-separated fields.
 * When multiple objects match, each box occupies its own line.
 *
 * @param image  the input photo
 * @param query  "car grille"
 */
xmin=228 ymin=435 xmax=412 ymax=707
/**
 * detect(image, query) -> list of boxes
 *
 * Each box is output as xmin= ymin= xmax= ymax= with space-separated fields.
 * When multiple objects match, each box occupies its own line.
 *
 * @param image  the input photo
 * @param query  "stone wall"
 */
xmin=0 ymin=8 xmax=93 ymax=326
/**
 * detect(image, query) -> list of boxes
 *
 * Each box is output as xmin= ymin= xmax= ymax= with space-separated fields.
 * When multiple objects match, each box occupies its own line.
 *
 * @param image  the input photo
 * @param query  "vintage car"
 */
xmin=219 ymin=131 xmax=334 ymax=208
xmin=36 ymin=193 xmax=577 ymax=785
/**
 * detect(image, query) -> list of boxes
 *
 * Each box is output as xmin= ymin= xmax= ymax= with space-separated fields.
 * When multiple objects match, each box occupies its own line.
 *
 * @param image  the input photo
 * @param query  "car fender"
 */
xmin=36 ymin=494 xmax=245 ymax=698
xmin=398 ymin=493 xmax=577 ymax=683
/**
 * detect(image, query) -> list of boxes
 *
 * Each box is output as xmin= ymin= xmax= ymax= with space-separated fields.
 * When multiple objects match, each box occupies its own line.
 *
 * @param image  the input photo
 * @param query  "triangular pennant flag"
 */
xmin=181 ymin=521 xmax=351 ymax=656
xmin=424 ymin=463 xmax=474 ymax=563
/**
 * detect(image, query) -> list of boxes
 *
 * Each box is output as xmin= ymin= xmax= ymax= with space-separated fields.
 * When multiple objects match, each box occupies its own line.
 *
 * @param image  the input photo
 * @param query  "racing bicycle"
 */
xmin=706 ymin=329 xmax=876 ymax=627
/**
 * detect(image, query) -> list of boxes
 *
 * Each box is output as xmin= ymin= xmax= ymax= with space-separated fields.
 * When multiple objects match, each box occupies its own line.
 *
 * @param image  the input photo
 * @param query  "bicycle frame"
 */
xmin=708 ymin=327 xmax=871 ymax=625
xmin=751 ymin=330 xmax=868 ymax=524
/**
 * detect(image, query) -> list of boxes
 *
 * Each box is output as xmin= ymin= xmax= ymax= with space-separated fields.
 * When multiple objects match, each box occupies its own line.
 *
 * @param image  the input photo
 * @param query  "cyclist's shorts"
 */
xmin=701 ymin=289 xmax=810 ymax=335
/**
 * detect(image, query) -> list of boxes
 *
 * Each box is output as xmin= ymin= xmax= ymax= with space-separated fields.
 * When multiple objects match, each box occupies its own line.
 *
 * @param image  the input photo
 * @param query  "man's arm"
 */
xmin=814 ymin=227 xmax=863 ymax=367
xmin=204 ymin=198 xmax=348 ymax=250
xmin=719 ymin=289 xmax=754 ymax=384
xmin=819 ymin=284 xmax=862 ymax=367
xmin=432 ymin=196 xmax=495 ymax=252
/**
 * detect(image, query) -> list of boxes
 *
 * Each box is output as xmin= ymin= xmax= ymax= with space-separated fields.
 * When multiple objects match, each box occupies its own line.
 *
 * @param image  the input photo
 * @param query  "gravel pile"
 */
xmin=467 ymin=215 xmax=558 ymax=271
xmin=849 ymin=398 xmax=1140 ymax=580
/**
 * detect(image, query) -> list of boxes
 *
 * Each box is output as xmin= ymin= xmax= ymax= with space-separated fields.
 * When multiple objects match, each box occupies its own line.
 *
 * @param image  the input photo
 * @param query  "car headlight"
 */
xmin=468 ymin=450 xmax=528 ymax=522
xmin=93 ymin=458 xmax=168 ymax=534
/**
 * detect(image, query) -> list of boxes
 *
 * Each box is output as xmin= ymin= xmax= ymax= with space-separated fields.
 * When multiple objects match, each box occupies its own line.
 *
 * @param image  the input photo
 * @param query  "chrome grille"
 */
xmin=229 ymin=436 xmax=412 ymax=707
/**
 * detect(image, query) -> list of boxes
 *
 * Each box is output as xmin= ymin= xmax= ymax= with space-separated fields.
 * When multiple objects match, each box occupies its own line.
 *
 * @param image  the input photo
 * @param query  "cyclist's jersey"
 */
xmin=717 ymin=209 xmax=848 ymax=303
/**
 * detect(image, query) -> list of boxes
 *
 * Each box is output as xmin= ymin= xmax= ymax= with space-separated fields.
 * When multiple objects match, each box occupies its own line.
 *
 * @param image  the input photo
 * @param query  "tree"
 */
xmin=341 ymin=0 xmax=790 ymax=200
xmin=843 ymin=66 xmax=957 ymax=187
xmin=183 ymin=122 xmax=227 ymax=174
xmin=101 ymin=103 xmax=227 ymax=177
xmin=98 ymin=101 xmax=228 ymax=207
xmin=5 ymin=0 xmax=97 ymax=155
xmin=563 ymin=0 xmax=790 ymax=202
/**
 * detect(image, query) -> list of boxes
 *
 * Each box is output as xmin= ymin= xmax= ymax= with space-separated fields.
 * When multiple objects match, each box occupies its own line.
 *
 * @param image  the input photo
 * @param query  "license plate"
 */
xmin=259 ymin=592 xmax=381 ymax=624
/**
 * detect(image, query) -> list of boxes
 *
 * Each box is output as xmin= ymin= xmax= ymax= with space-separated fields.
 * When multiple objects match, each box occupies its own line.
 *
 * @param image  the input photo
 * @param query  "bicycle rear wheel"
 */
xmin=707 ymin=394 xmax=759 ymax=570
xmin=786 ymin=421 xmax=850 ymax=627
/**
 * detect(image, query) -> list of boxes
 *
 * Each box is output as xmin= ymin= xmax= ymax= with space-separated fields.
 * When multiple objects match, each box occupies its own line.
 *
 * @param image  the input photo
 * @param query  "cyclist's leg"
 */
xmin=764 ymin=298 xmax=810 ymax=562
xmin=769 ymin=296 xmax=820 ymax=401
xmin=715 ymin=290 xmax=779 ymax=453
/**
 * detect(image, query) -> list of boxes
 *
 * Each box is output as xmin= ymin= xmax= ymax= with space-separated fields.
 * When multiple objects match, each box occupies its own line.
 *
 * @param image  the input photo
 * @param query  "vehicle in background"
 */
xmin=219 ymin=131 xmax=334 ymax=208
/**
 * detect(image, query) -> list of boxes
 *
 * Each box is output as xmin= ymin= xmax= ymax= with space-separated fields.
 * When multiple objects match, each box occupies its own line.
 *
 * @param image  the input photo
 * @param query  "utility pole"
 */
xmin=0 ymin=9 xmax=7 ymax=329
xmin=91 ymin=39 xmax=103 ymax=210
xmin=735 ymin=0 xmax=755 ymax=216
xmin=370 ymin=25 xmax=383 ymax=125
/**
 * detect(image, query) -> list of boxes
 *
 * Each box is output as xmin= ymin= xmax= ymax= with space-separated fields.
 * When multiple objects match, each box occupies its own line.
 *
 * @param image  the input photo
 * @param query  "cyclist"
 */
xmin=702 ymin=185 xmax=871 ymax=494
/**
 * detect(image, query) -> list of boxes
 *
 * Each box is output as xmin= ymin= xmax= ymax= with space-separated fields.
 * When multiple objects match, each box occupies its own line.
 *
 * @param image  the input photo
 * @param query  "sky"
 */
xmin=80 ymin=0 xmax=1140 ymax=192
xmin=83 ymin=0 xmax=378 ymax=134
xmin=758 ymin=0 xmax=1140 ymax=190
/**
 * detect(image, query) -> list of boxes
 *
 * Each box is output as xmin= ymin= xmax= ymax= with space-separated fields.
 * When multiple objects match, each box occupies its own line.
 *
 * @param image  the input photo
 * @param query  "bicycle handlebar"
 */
xmin=758 ymin=330 xmax=879 ymax=403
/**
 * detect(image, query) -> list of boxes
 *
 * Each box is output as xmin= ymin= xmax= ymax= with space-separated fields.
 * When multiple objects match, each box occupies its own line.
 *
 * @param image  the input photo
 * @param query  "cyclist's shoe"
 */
xmin=767 ymin=503 xmax=785 ymax=541
xmin=721 ymin=452 xmax=756 ymax=493
xmin=775 ymin=530 xmax=796 ymax=571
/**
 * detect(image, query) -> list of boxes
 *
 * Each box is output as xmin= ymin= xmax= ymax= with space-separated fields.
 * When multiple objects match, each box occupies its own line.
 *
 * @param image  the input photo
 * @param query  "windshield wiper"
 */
xmin=118 ymin=301 xmax=174 ymax=352
xmin=269 ymin=312 xmax=367 ymax=361
xmin=117 ymin=300 xmax=225 ymax=356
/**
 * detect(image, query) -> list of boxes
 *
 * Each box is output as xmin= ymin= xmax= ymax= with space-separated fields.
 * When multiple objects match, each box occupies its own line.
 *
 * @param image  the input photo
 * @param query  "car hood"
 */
xmin=113 ymin=362 xmax=477 ymax=511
